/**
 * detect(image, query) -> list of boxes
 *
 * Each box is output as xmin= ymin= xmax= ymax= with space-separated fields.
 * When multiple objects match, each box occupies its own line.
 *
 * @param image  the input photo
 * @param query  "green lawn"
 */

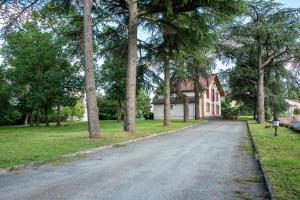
xmin=0 ymin=119 xmax=205 ymax=169
xmin=246 ymin=118 xmax=300 ymax=200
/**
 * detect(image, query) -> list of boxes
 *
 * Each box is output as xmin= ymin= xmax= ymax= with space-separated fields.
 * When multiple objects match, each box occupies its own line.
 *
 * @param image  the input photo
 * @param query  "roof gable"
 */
xmin=171 ymin=75 xmax=225 ymax=96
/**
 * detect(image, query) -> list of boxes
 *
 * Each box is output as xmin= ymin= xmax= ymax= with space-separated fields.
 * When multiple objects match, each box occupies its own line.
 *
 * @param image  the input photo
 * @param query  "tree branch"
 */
xmin=262 ymin=47 xmax=288 ymax=68
xmin=231 ymin=76 xmax=257 ymax=85
xmin=3 ymin=0 xmax=40 ymax=31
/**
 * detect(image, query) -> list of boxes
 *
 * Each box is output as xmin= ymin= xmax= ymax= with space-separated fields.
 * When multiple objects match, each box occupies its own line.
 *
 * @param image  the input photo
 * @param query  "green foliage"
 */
xmin=144 ymin=112 xmax=154 ymax=120
xmin=33 ymin=2 xmax=84 ymax=59
xmin=96 ymin=25 xmax=156 ymax=121
xmin=96 ymin=24 xmax=157 ymax=96
xmin=287 ymin=68 xmax=300 ymax=99
xmin=266 ymin=94 xmax=288 ymax=117
xmin=239 ymin=103 xmax=254 ymax=116
xmin=1 ymin=22 xmax=83 ymax=125
xmin=0 ymin=66 xmax=22 ymax=125
xmin=61 ymin=101 xmax=85 ymax=121
xmin=221 ymin=99 xmax=240 ymax=120
xmin=97 ymin=95 xmax=118 ymax=120
xmin=0 ymin=109 xmax=22 ymax=126
xmin=96 ymin=90 xmax=151 ymax=120
xmin=294 ymin=108 xmax=300 ymax=115
xmin=220 ymin=0 xmax=300 ymax=118
xmin=3 ymin=23 xmax=59 ymax=113
xmin=220 ymin=60 xmax=258 ymax=115
xmin=264 ymin=111 xmax=272 ymax=121
xmin=96 ymin=30 xmax=127 ymax=105
xmin=265 ymin=71 xmax=289 ymax=115
xmin=136 ymin=90 xmax=151 ymax=118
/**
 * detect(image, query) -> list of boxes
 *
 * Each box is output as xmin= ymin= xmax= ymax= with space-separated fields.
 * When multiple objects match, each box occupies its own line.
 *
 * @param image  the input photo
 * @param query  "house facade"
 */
xmin=286 ymin=99 xmax=300 ymax=116
xmin=152 ymin=75 xmax=225 ymax=119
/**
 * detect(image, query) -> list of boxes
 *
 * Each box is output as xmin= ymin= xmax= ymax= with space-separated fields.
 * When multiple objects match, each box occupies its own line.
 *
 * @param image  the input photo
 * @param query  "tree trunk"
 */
xmin=83 ymin=0 xmax=100 ymax=138
xmin=183 ymin=95 xmax=189 ymax=122
xmin=117 ymin=100 xmax=122 ymax=122
xmin=257 ymin=43 xmax=265 ymax=124
xmin=257 ymin=69 xmax=265 ymax=123
xmin=56 ymin=102 xmax=61 ymax=127
xmin=194 ymin=79 xmax=200 ymax=120
xmin=253 ymin=96 xmax=257 ymax=120
xmin=35 ymin=108 xmax=40 ymax=127
xmin=45 ymin=109 xmax=49 ymax=127
xmin=24 ymin=113 xmax=28 ymax=125
xmin=163 ymin=57 xmax=171 ymax=126
xmin=124 ymin=0 xmax=138 ymax=132
xmin=29 ymin=112 xmax=33 ymax=127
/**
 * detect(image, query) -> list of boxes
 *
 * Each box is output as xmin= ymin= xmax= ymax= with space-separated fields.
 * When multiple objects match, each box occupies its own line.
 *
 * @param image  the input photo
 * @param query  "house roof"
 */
xmin=152 ymin=97 xmax=196 ymax=105
xmin=288 ymin=99 xmax=300 ymax=104
xmin=152 ymin=75 xmax=225 ymax=105
xmin=171 ymin=74 xmax=225 ymax=96
xmin=172 ymin=75 xmax=214 ymax=92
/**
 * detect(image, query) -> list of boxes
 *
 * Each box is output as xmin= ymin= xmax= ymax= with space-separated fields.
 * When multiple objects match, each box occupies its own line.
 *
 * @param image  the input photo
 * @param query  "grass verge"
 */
xmin=0 ymin=119 xmax=206 ymax=169
xmin=245 ymin=117 xmax=300 ymax=200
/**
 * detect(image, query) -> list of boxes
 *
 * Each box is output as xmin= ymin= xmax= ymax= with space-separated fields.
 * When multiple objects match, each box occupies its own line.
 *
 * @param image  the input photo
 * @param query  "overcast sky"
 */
xmin=279 ymin=0 xmax=300 ymax=7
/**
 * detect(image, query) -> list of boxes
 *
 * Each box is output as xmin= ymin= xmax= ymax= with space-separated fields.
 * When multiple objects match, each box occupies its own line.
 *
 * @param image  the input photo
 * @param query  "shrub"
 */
xmin=144 ymin=112 xmax=154 ymax=120
xmin=294 ymin=108 xmax=300 ymax=115
xmin=222 ymin=107 xmax=240 ymax=120
xmin=97 ymin=97 xmax=117 ymax=120
xmin=265 ymin=111 xmax=272 ymax=121
xmin=221 ymin=99 xmax=240 ymax=120
xmin=0 ymin=110 xmax=22 ymax=125
xmin=99 ymin=113 xmax=116 ymax=120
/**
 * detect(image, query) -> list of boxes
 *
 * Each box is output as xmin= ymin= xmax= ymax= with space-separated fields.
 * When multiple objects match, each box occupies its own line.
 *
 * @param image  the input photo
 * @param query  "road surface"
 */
xmin=0 ymin=121 xmax=267 ymax=200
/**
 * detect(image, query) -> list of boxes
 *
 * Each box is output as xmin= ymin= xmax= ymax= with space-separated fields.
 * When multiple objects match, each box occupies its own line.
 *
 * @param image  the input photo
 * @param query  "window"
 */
xmin=171 ymin=105 xmax=173 ymax=110
xmin=216 ymin=105 xmax=219 ymax=115
xmin=212 ymin=103 xmax=215 ymax=113
xmin=206 ymin=103 xmax=210 ymax=112
xmin=211 ymin=89 xmax=215 ymax=101
xmin=216 ymin=92 xmax=219 ymax=101
xmin=206 ymin=89 xmax=209 ymax=98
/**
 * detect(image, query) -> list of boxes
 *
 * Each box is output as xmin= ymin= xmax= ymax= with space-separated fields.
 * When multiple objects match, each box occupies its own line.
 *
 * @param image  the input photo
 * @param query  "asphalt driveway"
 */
xmin=0 ymin=121 xmax=267 ymax=200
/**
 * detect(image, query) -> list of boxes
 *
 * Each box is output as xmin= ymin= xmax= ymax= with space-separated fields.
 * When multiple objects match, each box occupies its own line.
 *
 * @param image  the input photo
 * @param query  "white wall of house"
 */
xmin=154 ymin=103 xmax=195 ymax=119
xmin=183 ymin=92 xmax=194 ymax=97
xmin=286 ymin=99 xmax=300 ymax=116
xmin=153 ymin=104 xmax=164 ymax=119
xmin=153 ymin=79 xmax=222 ymax=120
xmin=203 ymin=83 xmax=221 ymax=116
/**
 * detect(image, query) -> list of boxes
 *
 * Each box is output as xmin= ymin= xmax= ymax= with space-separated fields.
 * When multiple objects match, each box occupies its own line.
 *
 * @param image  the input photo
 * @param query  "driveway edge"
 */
xmin=245 ymin=121 xmax=275 ymax=200
xmin=0 ymin=121 xmax=206 ymax=175
xmin=67 ymin=122 xmax=205 ymax=156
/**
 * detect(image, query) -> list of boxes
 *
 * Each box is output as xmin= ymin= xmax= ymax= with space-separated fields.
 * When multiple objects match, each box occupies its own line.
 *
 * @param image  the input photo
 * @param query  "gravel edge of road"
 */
xmin=0 ymin=121 xmax=207 ymax=175
xmin=246 ymin=121 xmax=275 ymax=200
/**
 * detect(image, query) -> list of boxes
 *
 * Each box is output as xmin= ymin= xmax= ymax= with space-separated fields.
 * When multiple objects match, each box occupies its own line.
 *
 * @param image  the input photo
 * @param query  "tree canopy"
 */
xmin=0 ymin=0 xmax=299 ymax=137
